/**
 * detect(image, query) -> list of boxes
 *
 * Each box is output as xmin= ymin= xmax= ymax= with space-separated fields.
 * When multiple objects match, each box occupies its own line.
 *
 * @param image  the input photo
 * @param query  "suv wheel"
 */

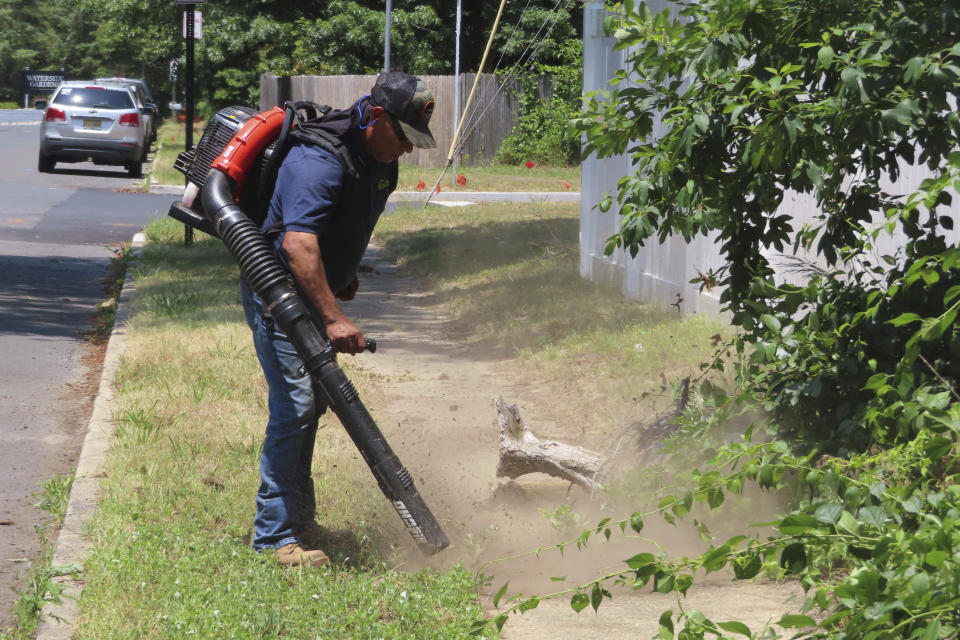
xmin=126 ymin=161 xmax=143 ymax=179
xmin=38 ymin=154 xmax=55 ymax=173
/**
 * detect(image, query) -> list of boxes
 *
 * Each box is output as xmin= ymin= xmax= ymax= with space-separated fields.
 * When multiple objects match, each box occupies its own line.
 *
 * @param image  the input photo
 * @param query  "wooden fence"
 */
xmin=260 ymin=73 xmax=523 ymax=167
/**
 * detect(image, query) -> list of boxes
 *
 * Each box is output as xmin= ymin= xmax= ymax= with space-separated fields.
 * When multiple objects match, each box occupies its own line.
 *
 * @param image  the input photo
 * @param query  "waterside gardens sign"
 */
xmin=21 ymin=70 xmax=64 ymax=94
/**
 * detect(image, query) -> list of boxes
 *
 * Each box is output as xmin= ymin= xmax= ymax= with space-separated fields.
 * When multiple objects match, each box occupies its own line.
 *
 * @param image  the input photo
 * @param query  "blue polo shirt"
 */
xmin=263 ymin=136 xmax=396 ymax=295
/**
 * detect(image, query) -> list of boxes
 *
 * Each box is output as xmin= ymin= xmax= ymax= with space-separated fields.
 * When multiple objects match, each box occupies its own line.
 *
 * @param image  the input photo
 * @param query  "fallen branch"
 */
xmin=495 ymin=379 xmax=691 ymax=492
xmin=495 ymin=395 xmax=605 ymax=491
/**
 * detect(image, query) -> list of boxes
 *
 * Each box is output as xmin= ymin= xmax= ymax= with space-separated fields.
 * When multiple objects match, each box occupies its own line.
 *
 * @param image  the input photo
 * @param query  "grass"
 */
xmin=34 ymin=474 xmax=75 ymax=526
xmin=148 ymin=119 xmax=580 ymax=192
xmin=72 ymin=218 xmax=484 ymax=640
xmin=397 ymin=164 xmax=580 ymax=193
xmin=0 ymin=474 xmax=76 ymax=640
xmin=149 ymin=119 xmax=201 ymax=188
xmin=374 ymin=202 xmax=726 ymax=432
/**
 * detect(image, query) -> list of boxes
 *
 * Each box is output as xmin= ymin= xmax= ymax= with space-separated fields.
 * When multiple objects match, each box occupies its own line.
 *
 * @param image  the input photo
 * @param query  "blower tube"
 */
xmin=201 ymin=168 xmax=450 ymax=556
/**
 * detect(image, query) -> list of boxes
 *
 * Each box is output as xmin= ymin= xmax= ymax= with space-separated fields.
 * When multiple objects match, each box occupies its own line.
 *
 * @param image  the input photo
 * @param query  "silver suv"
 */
xmin=38 ymin=81 xmax=148 ymax=177
xmin=95 ymin=77 xmax=158 ymax=148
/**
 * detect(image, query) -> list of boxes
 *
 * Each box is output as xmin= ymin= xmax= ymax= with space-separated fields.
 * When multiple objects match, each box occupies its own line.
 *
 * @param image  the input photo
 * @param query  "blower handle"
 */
xmin=325 ymin=337 xmax=376 ymax=356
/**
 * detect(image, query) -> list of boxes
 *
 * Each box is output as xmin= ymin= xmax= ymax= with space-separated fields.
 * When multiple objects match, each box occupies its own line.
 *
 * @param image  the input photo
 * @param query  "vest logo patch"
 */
xmin=378 ymin=178 xmax=390 ymax=191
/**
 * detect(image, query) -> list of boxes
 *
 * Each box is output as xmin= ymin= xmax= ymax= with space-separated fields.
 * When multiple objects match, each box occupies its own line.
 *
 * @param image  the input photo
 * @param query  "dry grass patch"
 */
xmin=374 ymin=202 xmax=728 ymax=442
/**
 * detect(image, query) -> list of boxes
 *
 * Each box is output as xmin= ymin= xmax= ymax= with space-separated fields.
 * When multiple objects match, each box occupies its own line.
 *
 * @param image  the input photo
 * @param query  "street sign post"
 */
xmin=176 ymin=0 xmax=206 ymax=246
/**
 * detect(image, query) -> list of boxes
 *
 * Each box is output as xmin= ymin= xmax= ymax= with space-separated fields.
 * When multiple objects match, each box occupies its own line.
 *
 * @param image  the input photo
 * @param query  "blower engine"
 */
xmin=168 ymin=105 xmax=270 ymax=237
xmin=168 ymin=104 xmax=450 ymax=556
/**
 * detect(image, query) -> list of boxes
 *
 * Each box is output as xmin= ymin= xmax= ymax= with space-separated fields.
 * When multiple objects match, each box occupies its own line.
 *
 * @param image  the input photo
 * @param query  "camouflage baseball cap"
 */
xmin=371 ymin=72 xmax=437 ymax=149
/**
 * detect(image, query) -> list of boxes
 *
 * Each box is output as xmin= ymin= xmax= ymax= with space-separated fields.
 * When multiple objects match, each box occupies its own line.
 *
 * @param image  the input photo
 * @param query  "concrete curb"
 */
xmin=147 ymin=183 xmax=183 ymax=196
xmin=33 ymin=235 xmax=144 ymax=640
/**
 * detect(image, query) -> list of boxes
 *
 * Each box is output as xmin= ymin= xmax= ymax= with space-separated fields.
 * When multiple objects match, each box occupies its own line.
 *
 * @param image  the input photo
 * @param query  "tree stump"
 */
xmin=495 ymin=395 xmax=606 ymax=491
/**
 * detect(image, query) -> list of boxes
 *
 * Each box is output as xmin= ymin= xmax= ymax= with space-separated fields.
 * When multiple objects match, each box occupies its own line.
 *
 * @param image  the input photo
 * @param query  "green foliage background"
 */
xmin=0 ymin=0 xmax=582 ymax=116
xmin=495 ymin=40 xmax=583 ymax=167
xmin=576 ymin=0 xmax=960 ymax=453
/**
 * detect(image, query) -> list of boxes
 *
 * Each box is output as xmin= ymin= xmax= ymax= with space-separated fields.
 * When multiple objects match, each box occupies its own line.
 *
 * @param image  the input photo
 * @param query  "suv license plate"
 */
xmin=83 ymin=119 xmax=100 ymax=131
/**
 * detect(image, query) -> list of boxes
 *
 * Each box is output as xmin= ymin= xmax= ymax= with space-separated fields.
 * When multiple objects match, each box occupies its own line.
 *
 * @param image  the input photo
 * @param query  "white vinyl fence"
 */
xmin=580 ymin=0 xmax=959 ymax=316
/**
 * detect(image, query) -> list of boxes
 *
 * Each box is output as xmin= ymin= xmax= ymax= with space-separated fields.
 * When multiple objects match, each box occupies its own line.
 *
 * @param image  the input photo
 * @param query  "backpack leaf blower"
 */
xmin=168 ymin=104 xmax=450 ymax=555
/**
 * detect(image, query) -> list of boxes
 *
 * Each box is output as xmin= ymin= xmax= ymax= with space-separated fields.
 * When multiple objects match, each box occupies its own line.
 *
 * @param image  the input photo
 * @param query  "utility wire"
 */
xmin=491 ymin=0 xmax=536 ymax=75
xmin=424 ymin=0 xmax=575 ymax=205
xmin=459 ymin=0 xmax=570 ymax=132
xmin=451 ymin=0 xmax=573 ymax=163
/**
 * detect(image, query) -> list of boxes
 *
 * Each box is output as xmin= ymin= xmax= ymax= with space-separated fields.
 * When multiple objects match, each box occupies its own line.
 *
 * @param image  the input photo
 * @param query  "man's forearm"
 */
xmin=281 ymin=230 xmax=364 ymax=353
xmin=282 ymin=231 xmax=345 ymax=323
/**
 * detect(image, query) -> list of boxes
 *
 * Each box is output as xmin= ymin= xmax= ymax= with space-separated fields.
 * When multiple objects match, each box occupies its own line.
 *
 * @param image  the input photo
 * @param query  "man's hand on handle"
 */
xmin=283 ymin=231 xmax=368 ymax=355
xmin=324 ymin=316 xmax=366 ymax=355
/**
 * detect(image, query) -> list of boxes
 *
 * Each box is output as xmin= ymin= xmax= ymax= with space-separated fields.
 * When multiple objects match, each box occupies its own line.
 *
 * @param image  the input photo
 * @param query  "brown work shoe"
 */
xmin=275 ymin=542 xmax=329 ymax=568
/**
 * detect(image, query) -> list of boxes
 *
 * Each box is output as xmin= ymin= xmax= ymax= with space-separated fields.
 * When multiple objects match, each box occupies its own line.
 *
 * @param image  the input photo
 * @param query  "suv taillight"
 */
xmin=44 ymin=107 xmax=66 ymax=122
xmin=119 ymin=113 xmax=140 ymax=127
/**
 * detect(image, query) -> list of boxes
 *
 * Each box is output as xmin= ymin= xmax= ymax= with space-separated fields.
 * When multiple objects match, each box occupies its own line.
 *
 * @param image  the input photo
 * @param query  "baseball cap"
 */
xmin=371 ymin=72 xmax=437 ymax=149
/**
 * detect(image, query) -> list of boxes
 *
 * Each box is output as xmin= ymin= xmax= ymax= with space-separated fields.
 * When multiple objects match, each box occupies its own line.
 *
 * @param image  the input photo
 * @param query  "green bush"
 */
xmin=576 ymin=0 xmax=959 ymax=452
xmin=472 ymin=1 xmax=960 ymax=638
xmin=495 ymin=41 xmax=582 ymax=167
xmin=496 ymin=96 xmax=580 ymax=166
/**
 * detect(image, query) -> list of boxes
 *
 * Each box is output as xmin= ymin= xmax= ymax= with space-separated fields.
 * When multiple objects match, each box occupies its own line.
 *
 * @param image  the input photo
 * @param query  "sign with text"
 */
xmin=20 ymin=70 xmax=63 ymax=94
xmin=183 ymin=10 xmax=202 ymax=38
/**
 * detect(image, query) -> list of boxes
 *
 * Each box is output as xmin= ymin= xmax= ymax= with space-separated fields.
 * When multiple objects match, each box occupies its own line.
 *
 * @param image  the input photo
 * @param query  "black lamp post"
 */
xmin=176 ymin=0 xmax=206 ymax=246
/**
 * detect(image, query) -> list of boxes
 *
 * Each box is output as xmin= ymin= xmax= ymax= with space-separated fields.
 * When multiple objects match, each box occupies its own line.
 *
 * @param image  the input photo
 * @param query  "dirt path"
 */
xmin=346 ymin=245 xmax=803 ymax=638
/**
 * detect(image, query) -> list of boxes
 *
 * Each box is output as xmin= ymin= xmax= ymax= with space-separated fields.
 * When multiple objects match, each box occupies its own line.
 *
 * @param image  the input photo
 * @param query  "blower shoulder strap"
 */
xmin=289 ymin=124 xmax=359 ymax=182
xmin=257 ymin=101 xmax=359 ymax=235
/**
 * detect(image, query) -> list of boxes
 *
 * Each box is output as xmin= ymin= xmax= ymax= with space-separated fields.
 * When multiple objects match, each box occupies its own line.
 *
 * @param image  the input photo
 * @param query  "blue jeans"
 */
xmin=240 ymin=279 xmax=326 ymax=550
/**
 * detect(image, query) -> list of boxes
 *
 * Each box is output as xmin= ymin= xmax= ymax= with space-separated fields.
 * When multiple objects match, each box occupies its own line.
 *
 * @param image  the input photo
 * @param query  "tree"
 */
xmin=289 ymin=0 xmax=448 ymax=76
xmin=0 ymin=0 xmax=100 ymax=103
xmin=576 ymin=0 xmax=960 ymax=452
xmin=495 ymin=39 xmax=583 ymax=166
xmin=459 ymin=0 xmax=582 ymax=72
xmin=2 ymin=1 xmax=585 ymax=115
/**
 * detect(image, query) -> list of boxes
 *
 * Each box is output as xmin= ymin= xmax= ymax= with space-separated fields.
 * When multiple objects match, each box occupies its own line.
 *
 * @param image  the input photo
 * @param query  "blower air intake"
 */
xmin=169 ymin=105 xmax=282 ymax=238
xmin=175 ymin=106 xmax=260 ymax=190
xmin=166 ymin=105 xmax=451 ymax=556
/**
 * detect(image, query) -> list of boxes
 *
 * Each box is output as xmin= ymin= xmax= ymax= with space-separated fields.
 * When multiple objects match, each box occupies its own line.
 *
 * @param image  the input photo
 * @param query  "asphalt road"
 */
xmin=0 ymin=109 xmax=173 ymax=630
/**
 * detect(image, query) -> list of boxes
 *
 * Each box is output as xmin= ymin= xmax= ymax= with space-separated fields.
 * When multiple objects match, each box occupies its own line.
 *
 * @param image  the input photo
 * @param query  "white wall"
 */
xmin=580 ymin=0 xmax=959 ymax=316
